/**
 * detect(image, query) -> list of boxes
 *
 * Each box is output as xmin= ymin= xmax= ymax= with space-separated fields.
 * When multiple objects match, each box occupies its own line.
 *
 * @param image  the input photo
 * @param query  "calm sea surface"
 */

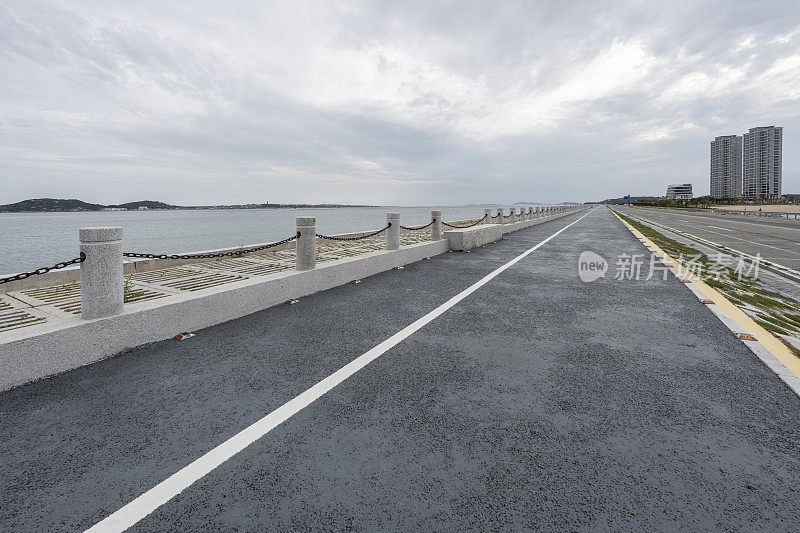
xmin=0 ymin=205 xmax=497 ymax=276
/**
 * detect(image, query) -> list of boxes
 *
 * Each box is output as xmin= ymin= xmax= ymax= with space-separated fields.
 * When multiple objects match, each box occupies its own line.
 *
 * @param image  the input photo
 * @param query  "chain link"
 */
xmin=0 ymin=253 xmax=86 ymax=285
xmin=400 ymin=219 xmax=435 ymax=231
xmin=122 ymin=233 xmax=299 ymax=261
xmin=441 ymin=215 xmax=487 ymax=229
xmin=316 ymin=223 xmax=391 ymax=241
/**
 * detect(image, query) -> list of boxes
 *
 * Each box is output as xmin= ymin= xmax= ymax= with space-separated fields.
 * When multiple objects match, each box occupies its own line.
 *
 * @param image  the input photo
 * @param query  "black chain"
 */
xmin=0 ymin=253 xmax=86 ymax=285
xmin=442 ymin=215 xmax=487 ymax=229
xmin=123 ymin=233 xmax=299 ymax=260
xmin=316 ymin=223 xmax=391 ymax=241
xmin=400 ymin=219 xmax=435 ymax=231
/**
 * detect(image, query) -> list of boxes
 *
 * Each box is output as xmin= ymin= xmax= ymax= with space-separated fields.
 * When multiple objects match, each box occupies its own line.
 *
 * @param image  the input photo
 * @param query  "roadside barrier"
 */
xmin=315 ymin=225 xmax=390 ymax=241
xmin=442 ymin=215 xmax=487 ymax=229
xmin=0 ymin=254 xmax=85 ymax=285
xmin=400 ymin=221 xmax=435 ymax=231
xmin=2 ymin=205 xmax=585 ymax=321
xmin=122 ymin=234 xmax=299 ymax=259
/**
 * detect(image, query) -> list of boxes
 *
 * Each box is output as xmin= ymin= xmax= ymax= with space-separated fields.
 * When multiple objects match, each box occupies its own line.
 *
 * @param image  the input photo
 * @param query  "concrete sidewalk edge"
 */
xmin=609 ymin=207 xmax=800 ymax=396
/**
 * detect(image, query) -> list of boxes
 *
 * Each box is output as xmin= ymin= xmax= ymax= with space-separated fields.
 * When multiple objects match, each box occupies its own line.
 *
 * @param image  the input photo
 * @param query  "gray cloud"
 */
xmin=1 ymin=0 xmax=799 ymax=205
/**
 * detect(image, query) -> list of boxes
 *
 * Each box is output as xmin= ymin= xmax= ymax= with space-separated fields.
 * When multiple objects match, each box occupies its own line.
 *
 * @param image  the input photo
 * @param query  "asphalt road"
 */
xmin=617 ymin=206 xmax=800 ymax=270
xmin=2 ymin=207 xmax=800 ymax=531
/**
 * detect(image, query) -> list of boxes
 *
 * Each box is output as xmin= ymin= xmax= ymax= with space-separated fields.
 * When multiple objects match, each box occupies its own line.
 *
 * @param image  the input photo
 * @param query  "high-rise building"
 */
xmin=743 ymin=126 xmax=782 ymax=199
xmin=666 ymin=184 xmax=693 ymax=199
xmin=710 ymin=135 xmax=742 ymax=198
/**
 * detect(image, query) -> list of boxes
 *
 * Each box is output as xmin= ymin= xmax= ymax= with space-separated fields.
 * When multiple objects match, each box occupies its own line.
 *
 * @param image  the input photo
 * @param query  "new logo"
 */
xmin=578 ymin=251 xmax=608 ymax=282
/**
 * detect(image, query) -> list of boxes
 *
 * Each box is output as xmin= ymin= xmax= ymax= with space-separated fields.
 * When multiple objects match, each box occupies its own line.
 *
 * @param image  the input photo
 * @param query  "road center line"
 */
xmin=85 ymin=209 xmax=594 ymax=533
xmin=648 ymin=209 xmax=800 ymax=233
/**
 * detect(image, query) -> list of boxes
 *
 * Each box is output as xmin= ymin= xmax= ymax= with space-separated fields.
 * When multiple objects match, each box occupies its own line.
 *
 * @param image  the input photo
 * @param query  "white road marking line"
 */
xmin=85 ymin=209 xmax=594 ymax=533
xmin=707 ymin=225 xmax=731 ymax=231
xmin=645 ymin=215 xmax=800 ymax=258
xmin=688 ymin=228 xmax=800 ymax=256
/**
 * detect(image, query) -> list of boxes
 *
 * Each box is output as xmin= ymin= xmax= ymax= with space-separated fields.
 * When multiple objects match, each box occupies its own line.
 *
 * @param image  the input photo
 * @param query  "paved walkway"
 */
xmin=2 ymin=207 xmax=799 ymax=531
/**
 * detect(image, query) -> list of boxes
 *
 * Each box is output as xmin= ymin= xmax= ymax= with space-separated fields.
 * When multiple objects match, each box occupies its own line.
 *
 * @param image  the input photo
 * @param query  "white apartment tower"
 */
xmin=710 ymin=135 xmax=742 ymax=199
xmin=743 ymin=126 xmax=782 ymax=199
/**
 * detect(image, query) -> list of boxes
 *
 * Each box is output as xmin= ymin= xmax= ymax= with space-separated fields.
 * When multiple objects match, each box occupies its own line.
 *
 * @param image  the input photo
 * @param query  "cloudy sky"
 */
xmin=1 ymin=1 xmax=799 ymax=206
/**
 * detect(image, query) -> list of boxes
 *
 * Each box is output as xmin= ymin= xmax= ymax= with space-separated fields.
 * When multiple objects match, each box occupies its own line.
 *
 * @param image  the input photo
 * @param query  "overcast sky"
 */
xmin=1 ymin=1 xmax=799 ymax=206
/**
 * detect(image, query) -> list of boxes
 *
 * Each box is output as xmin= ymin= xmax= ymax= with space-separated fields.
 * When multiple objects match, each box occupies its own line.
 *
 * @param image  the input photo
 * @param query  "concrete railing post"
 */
xmin=296 ymin=217 xmax=316 ymax=271
xmin=527 ymin=207 xmax=533 ymax=220
xmin=386 ymin=212 xmax=400 ymax=250
xmin=535 ymin=206 xmax=540 ymax=218
xmin=484 ymin=208 xmax=493 ymax=225
xmin=509 ymin=207 xmax=517 ymax=223
xmin=80 ymin=227 xmax=123 ymax=320
xmin=431 ymin=210 xmax=442 ymax=240
xmin=497 ymin=207 xmax=504 ymax=226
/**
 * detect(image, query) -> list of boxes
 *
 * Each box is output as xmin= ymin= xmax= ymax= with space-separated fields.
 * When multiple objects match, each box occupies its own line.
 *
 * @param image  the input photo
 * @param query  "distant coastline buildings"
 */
xmin=743 ymin=126 xmax=783 ymax=199
xmin=666 ymin=183 xmax=693 ymax=199
xmin=710 ymin=135 xmax=742 ymax=198
xmin=710 ymin=126 xmax=782 ymax=199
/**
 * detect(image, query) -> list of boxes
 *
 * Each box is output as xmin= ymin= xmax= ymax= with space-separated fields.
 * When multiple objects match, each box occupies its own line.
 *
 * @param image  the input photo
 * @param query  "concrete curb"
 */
xmin=609 ymin=207 xmax=800 ymax=396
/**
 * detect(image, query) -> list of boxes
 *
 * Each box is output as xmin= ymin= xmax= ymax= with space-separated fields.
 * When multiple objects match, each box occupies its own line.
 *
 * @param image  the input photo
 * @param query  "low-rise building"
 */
xmin=666 ymin=184 xmax=693 ymax=199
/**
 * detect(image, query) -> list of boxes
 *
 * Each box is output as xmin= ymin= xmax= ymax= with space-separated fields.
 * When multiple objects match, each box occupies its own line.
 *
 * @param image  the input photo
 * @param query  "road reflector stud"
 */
xmin=737 ymin=333 xmax=758 ymax=341
xmin=391 ymin=266 xmax=404 ymax=270
xmin=681 ymin=279 xmax=692 ymax=283
xmin=422 ymin=257 xmax=430 ymax=260
xmin=700 ymin=298 xmax=714 ymax=304
xmin=284 ymin=299 xmax=299 ymax=304
xmin=174 ymin=332 xmax=195 ymax=340
xmin=348 ymin=280 xmax=361 ymax=284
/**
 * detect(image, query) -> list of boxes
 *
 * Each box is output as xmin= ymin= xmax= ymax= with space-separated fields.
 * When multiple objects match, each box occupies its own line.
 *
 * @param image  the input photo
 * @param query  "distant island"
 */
xmin=0 ymin=198 xmax=373 ymax=213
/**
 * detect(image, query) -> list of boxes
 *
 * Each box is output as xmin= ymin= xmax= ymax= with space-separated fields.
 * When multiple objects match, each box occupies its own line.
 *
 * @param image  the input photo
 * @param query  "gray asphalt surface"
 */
xmin=617 ymin=206 xmax=800 ymax=270
xmin=2 ymin=207 xmax=800 ymax=531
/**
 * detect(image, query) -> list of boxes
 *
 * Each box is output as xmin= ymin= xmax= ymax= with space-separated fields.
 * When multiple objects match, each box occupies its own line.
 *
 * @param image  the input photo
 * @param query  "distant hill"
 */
xmin=0 ymin=198 xmax=178 ymax=212
xmin=0 ymin=198 xmax=104 ymax=212
xmin=0 ymin=198 xmax=372 ymax=212
xmin=106 ymin=200 xmax=177 ymax=210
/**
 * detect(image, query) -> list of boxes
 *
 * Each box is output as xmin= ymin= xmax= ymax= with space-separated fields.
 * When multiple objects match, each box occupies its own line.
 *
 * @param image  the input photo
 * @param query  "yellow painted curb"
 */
xmin=609 ymin=207 xmax=800 ymax=380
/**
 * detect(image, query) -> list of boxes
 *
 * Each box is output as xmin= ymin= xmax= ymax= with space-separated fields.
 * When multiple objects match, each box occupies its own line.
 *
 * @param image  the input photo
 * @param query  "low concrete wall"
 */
xmin=0 ymin=206 xmax=586 ymax=391
xmin=444 ymin=224 xmax=503 ymax=250
xmin=0 ymin=238 xmax=448 ymax=391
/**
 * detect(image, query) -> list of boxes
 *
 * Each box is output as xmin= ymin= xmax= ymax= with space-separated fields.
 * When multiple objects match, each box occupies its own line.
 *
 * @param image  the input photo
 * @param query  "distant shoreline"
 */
xmin=0 ymin=198 xmax=377 ymax=213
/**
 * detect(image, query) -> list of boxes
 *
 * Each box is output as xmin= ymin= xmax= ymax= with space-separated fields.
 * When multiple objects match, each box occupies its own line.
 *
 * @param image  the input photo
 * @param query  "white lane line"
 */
xmin=646 ymin=217 xmax=800 ymax=258
xmin=707 ymin=225 xmax=731 ymax=231
xmin=85 ymin=209 xmax=595 ymax=533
